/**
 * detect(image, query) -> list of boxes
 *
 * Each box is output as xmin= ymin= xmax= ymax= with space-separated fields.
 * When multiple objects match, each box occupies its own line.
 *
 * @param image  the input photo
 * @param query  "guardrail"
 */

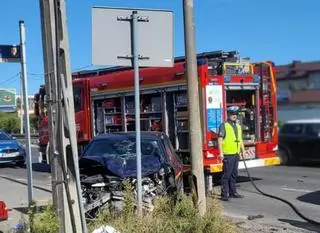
xmin=13 ymin=134 xmax=39 ymax=145
xmin=11 ymin=134 xmax=39 ymax=138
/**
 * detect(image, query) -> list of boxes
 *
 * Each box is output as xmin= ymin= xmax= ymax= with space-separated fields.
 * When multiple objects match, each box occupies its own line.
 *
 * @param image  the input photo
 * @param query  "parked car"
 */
xmin=278 ymin=119 xmax=320 ymax=165
xmin=79 ymin=131 xmax=184 ymax=216
xmin=0 ymin=130 xmax=26 ymax=166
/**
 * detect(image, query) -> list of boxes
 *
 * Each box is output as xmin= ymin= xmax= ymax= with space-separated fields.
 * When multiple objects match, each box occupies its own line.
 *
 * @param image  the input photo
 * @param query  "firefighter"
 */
xmin=218 ymin=106 xmax=247 ymax=201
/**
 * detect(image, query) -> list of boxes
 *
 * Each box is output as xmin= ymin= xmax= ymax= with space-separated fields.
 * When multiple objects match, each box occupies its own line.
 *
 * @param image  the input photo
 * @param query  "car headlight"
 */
xmin=19 ymin=148 xmax=25 ymax=156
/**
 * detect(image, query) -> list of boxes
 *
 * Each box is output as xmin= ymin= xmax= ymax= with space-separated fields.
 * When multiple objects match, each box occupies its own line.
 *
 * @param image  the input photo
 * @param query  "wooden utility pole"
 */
xmin=182 ymin=0 xmax=207 ymax=215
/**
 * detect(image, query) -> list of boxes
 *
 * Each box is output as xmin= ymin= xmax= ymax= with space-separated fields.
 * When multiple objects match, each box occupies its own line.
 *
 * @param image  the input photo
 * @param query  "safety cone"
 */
xmin=0 ymin=201 xmax=8 ymax=221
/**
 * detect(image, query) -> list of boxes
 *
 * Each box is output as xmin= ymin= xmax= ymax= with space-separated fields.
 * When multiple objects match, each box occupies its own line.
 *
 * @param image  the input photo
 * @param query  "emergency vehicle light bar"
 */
xmin=223 ymin=62 xmax=252 ymax=75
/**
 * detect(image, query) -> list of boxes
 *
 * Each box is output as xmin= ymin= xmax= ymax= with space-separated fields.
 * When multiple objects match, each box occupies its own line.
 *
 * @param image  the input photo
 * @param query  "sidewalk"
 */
xmin=0 ymin=176 xmax=51 ymax=232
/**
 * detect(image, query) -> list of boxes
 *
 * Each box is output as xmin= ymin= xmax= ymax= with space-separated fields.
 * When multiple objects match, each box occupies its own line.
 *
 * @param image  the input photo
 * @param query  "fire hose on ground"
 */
xmin=240 ymin=156 xmax=320 ymax=227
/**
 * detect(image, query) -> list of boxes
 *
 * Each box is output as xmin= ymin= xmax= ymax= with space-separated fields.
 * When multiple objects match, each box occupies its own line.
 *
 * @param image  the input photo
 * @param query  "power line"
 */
xmin=27 ymin=64 xmax=95 ymax=77
xmin=72 ymin=64 xmax=94 ymax=71
xmin=0 ymin=72 xmax=21 ymax=85
xmin=28 ymin=71 xmax=54 ymax=76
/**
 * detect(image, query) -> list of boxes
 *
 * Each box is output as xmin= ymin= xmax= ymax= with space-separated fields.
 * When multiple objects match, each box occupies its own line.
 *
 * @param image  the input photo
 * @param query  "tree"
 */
xmin=16 ymin=97 xmax=22 ymax=110
xmin=0 ymin=112 xmax=20 ymax=134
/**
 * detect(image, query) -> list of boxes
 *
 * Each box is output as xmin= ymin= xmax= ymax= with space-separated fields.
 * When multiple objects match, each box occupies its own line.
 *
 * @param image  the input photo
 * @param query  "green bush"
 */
xmin=14 ymin=202 xmax=59 ymax=233
xmin=0 ymin=112 xmax=38 ymax=134
xmin=29 ymin=205 xmax=59 ymax=233
xmin=0 ymin=112 xmax=20 ymax=133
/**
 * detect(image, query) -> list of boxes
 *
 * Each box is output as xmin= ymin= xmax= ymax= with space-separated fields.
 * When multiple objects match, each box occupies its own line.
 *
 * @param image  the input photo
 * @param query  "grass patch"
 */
xmin=12 ymin=202 xmax=59 ymax=233
xmin=88 ymin=195 xmax=239 ymax=233
xmin=14 ymin=182 xmax=238 ymax=233
xmin=88 ymin=181 xmax=239 ymax=233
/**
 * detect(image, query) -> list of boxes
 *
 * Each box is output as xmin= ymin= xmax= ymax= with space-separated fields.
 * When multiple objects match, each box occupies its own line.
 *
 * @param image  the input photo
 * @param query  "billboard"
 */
xmin=0 ymin=89 xmax=17 ymax=112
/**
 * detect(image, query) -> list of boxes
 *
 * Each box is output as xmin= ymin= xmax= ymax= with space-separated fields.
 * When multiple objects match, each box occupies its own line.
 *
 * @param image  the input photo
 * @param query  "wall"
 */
xmin=277 ymin=76 xmax=309 ymax=91
xmin=308 ymin=71 xmax=320 ymax=88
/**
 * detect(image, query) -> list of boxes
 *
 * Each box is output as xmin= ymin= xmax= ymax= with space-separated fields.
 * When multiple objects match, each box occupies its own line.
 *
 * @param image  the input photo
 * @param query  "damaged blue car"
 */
xmin=79 ymin=132 xmax=183 ymax=216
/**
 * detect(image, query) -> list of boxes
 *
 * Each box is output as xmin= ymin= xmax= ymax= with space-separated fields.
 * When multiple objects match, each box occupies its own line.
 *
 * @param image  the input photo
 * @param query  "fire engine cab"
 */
xmin=35 ymin=50 xmax=280 ymax=184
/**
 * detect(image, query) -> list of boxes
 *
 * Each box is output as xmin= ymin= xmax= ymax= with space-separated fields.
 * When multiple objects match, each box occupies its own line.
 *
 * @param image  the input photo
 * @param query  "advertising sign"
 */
xmin=0 ymin=88 xmax=17 ymax=112
xmin=206 ymin=85 xmax=223 ymax=133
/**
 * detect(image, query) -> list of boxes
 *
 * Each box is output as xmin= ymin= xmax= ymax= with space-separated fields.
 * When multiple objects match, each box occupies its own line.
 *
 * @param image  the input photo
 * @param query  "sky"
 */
xmin=0 ymin=0 xmax=319 ymax=95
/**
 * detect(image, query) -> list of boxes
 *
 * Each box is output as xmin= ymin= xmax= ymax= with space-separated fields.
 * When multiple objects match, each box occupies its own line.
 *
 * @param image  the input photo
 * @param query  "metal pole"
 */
xmin=132 ymin=10 xmax=142 ymax=214
xmin=183 ymin=0 xmax=206 ymax=215
xmin=19 ymin=20 xmax=34 ymax=205
xmin=20 ymin=81 xmax=24 ymax=134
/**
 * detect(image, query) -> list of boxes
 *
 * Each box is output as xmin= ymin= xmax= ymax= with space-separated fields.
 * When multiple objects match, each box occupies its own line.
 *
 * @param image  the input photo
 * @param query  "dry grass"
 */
xmin=88 ymin=195 xmax=239 ymax=233
xmin=88 ymin=181 xmax=239 ymax=233
xmin=18 ymin=181 xmax=239 ymax=233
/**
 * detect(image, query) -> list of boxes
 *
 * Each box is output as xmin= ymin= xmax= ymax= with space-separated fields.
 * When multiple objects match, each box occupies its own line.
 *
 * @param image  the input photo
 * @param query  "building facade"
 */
xmin=16 ymin=95 xmax=35 ymax=115
xmin=276 ymin=61 xmax=320 ymax=122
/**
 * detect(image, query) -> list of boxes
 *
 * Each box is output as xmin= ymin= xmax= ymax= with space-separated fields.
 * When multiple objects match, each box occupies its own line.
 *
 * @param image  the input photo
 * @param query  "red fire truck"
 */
xmin=35 ymin=51 xmax=280 ymax=180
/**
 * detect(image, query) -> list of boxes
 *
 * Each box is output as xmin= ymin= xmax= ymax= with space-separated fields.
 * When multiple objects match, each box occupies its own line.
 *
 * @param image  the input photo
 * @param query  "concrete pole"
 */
xmin=54 ymin=0 xmax=87 ymax=232
xmin=39 ymin=1 xmax=65 ymax=232
xmin=19 ymin=21 xmax=34 ymax=205
xmin=182 ymin=0 xmax=206 ymax=215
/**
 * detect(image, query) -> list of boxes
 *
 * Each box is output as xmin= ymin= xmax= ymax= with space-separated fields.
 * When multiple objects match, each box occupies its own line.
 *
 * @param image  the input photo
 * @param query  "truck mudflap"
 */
xmin=208 ymin=157 xmax=281 ymax=173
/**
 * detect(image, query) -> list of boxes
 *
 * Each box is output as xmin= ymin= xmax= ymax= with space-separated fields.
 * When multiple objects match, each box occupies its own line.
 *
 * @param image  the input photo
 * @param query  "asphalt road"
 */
xmin=0 ymin=148 xmax=319 ymax=233
xmin=217 ymin=165 xmax=320 ymax=233
xmin=0 ymin=147 xmax=52 ymax=232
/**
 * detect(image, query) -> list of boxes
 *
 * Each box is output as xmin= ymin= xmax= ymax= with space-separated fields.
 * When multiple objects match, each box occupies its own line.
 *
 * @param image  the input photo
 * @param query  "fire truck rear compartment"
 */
xmin=226 ymin=89 xmax=258 ymax=144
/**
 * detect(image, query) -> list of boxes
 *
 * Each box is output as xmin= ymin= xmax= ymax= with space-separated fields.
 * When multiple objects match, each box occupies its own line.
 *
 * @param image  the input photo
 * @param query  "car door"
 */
xmin=279 ymin=123 xmax=305 ymax=160
xmin=162 ymin=135 xmax=183 ymax=180
xmin=304 ymin=123 xmax=320 ymax=161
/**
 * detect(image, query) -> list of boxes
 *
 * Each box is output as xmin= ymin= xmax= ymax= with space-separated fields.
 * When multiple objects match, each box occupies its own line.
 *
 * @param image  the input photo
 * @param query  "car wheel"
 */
xmin=16 ymin=160 xmax=25 ymax=167
xmin=278 ymin=148 xmax=289 ymax=165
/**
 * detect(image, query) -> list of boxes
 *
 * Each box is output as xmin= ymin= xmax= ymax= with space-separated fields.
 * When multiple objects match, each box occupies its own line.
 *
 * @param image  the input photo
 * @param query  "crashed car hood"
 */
xmin=79 ymin=154 xmax=162 ymax=178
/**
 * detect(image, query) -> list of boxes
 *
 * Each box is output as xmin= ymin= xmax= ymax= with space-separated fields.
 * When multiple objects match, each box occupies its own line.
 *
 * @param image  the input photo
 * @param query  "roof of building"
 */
xmin=276 ymin=60 xmax=320 ymax=80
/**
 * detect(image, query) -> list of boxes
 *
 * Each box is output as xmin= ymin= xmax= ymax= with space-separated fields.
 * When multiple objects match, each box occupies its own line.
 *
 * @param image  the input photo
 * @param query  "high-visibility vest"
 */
xmin=222 ymin=122 xmax=242 ymax=155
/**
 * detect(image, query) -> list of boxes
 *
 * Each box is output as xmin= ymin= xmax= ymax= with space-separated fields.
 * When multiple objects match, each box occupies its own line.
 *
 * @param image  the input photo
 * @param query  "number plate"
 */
xmin=2 ymin=152 xmax=19 ymax=158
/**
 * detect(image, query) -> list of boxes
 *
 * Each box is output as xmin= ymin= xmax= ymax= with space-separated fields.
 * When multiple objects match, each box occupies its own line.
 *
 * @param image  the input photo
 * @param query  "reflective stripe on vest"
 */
xmin=222 ymin=122 xmax=242 ymax=154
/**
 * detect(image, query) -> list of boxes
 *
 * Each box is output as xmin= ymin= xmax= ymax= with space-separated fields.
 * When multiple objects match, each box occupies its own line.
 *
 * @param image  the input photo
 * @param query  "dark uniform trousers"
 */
xmin=221 ymin=154 xmax=240 ymax=197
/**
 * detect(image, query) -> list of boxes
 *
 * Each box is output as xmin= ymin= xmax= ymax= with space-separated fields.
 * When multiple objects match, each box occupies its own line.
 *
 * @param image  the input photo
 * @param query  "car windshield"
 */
xmin=84 ymin=138 xmax=161 ymax=158
xmin=0 ymin=132 xmax=11 ymax=141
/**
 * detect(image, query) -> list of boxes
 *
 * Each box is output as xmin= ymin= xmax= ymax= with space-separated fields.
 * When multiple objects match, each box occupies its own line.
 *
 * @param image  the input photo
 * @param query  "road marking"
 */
xmin=281 ymin=187 xmax=313 ymax=193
